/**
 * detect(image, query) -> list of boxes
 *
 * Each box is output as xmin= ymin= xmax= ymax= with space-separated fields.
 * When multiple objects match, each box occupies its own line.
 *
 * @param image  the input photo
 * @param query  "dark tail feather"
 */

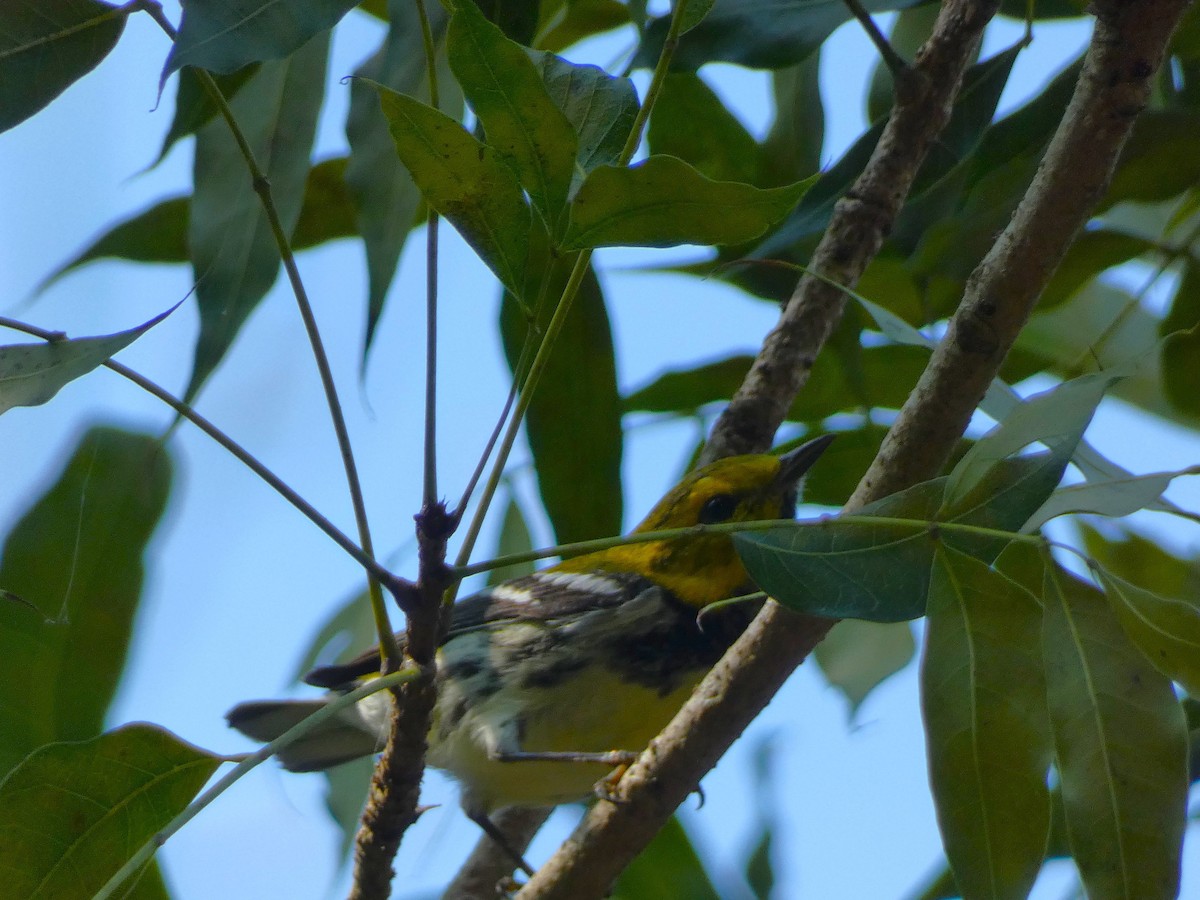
xmin=226 ymin=699 xmax=381 ymax=772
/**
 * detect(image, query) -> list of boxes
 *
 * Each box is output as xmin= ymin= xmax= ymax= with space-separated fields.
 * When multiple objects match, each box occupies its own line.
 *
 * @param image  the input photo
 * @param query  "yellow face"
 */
xmin=558 ymin=454 xmax=798 ymax=606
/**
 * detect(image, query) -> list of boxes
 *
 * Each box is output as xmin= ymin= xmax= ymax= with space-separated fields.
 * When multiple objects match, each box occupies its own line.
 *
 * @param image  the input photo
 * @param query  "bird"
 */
xmin=227 ymin=434 xmax=832 ymax=867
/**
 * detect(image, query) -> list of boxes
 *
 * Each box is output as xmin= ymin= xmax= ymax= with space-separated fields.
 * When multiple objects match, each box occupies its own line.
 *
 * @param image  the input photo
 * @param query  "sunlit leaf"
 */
xmin=375 ymin=83 xmax=531 ymax=297
xmin=1096 ymin=568 xmax=1200 ymax=697
xmin=448 ymin=0 xmax=577 ymax=236
xmin=1042 ymin=569 xmax=1188 ymax=900
xmin=814 ymin=619 xmax=914 ymax=713
xmin=0 ymin=0 xmax=126 ymax=133
xmin=0 ymin=309 xmax=173 ymax=415
xmin=564 ymin=156 xmax=813 ymax=250
xmin=186 ymin=37 xmax=329 ymax=401
xmin=0 ymin=724 xmax=220 ymax=899
xmin=165 ymin=0 xmax=357 ymax=77
xmin=0 ymin=428 xmax=172 ymax=776
xmin=923 ymin=546 xmax=1051 ymax=900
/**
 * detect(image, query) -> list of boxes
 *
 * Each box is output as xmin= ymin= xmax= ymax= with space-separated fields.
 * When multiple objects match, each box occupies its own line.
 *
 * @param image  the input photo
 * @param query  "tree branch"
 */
xmin=442 ymin=807 xmax=551 ymax=900
xmin=514 ymin=0 xmax=1190 ymax=895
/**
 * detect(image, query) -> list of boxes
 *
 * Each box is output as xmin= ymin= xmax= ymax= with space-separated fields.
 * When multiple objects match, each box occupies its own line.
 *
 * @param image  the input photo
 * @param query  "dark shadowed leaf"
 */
xmin=1042 ymin=569 xmax=1188 ymax=900
xmin=532 ymin=51 xmax=640 ymax=183
xmin=290 ymin=157 xmax=358 ymax=249
xmin=814 ymin=618 xmax=914 ymax=713
xmin=564 ymin=156 xmax=813 ymax=250
xmin=922 ymin=546 xmax=1051 ymax=900
xmin=376 ymin=83 xmax=531 ymax=297
xmin=0 ymin=724 xmax=219 ymax=899
xmin=612 ymin=815 xmax=720 ymax=900
xmin=165 ymin=0 xmax=357 ymax=77
xmin=500 ymin=243 xmax=621 ymax=543
xmin=185 ymin=37 xmax=328 ymax=402
xmin=1096 ymin=568 xmax=1200 ymax=697
xmin=649 ymin=73 xmax=761 ymax=185
xmin=155 ymin=65 xmax=259 ymax=164
xmin=1161 ymin=263 xmax=1200 ymax=417
xmin=624 ymin=354 xmax=753 ymax=414
xmin=449 ymin=0 xmax=577 ymax=236
xmin=345 ymin=1 xmax=457 ymax=360
xmin=322 ymin=757 xmax=374 ymax=861
xmin=0 ymin=428 xmax=172 ymax=776
xmin=0 ymin=0 xmax=126 ymax=133
xmin=1040 ymin=229 xmax=1159 ymax=310
xmin=537 ymin=0 xmax=629 ymax=53
xmin=633 ymin=0 xmax=923 ymax=71
xmin=1080 ymin=524 xmax=1200 ymax=602
xmin=0 ymin=309 xmax=173 ymax=415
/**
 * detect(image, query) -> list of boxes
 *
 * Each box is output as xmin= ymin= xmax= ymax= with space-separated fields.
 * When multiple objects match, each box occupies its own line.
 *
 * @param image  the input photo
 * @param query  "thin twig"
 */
xmin=842 ymin=0 xmax=909 ymax=76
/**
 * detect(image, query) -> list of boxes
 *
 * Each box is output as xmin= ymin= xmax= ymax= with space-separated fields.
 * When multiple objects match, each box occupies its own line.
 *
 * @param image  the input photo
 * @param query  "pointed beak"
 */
xmin=777 ymin=433 xmax=835 ymax=486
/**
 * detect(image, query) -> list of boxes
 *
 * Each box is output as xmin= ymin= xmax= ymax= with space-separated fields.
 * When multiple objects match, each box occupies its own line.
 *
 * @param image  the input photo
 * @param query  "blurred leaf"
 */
xmin=487 ymin=495 xmax=538 ymax=584
xmin=186 ymin=37 xmax=329 ymax=402
xmin=799 ymin=423 xmax=891 ymax=508
xmin=922 ymin=545 xmax=1052 ymax=900
xmin=761 ymin=51 xmax=824 ymax=184
xmin=532 ymin=51 xmax=639 ymax=184
xmin=1104 ymin=111 xmax=1200 ymax=209
xmin=737 ymin=454 xmax=1064 ymax=621
xmin=448 ymin=0 xmax=577 ymax=236
xmin=0 ymin=724 xmax=220 ymax=900
xmin=867 ymin=5 xmax=940 ymax=123
xmin=624 ymin=354 xmax=753 ymax=414
xmin=1025 ymin=469 xmax=1191 ymax=531
xmin=376 ymin=83 xmax=531 ymax=297
xmin=564 ymin=156 xmax=814 ymax=250
xmin=612 ymin=816 xmax=720 ymax=900
xmin=345 ymin=1 xmax=457 ymax=360
xmin=41 ymin=158 xmax=354 ymax=291
xmin=155 ymin=65 xmax=259 ymax=164
xmin=322 ymin=757 xmax=374 ymax=860
xmin=1080 ymin=524 xmax=1200 ymax=602
xmin=1096 ymin=569 xmax=1200 ymax=697
xmin=1161 ymin=263 xmax=1200 ymax=417
xmin=0 ymin=308 xmax=173 ymax=414
xmin=1042 ymin=569 xmax=1188 ymax=900
xmin=814 ymin=618 xmax=914 ymax=713
xmin=470 ymin=0 xmax=539 ymax=43
xmin=165 ymin=0 xmax=356 ymax=77
xmin=1040 ymin=229 xmax=1159 ymax=310
xmin=537 ymin=0 xmax=629 ymax=53
xmin=649 ymin=74 xmax=760 ymax=185
xmin=633 ymin=0 xmax=923 ymax=71
xmin=0 ymin=0 xmax=127 ymax=133
xmin=500 ymin=242 xmax=622 ymax=543
xmin=0 ymin=427 xmax=172 ymax=776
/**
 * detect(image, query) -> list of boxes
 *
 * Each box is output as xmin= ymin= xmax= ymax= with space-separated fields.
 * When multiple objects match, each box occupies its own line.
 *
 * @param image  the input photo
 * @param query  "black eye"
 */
xmin=699 ymin=493 xmax=738 ymax=524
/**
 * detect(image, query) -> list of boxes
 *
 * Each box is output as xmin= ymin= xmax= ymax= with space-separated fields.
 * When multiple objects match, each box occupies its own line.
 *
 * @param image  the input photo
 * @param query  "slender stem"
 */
xmin=415 ymin=0 xmax=441 ymax=507
xmin=0 ymin=317 xmax=408 ymax=589
xmin=139 ymin=0 xmax=396 ymax=664
xmin=93 ymin=668 xmax=418 ymax=900
xmin=842 ymin=0 xmax=909 ymax=75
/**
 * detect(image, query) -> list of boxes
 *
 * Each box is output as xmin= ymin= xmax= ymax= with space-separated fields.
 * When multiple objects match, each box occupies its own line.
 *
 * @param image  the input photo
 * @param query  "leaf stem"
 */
xmin=93 ymin=668 xmax=417 ymax=900
xmin=139 ymin=0 xmax=397 ymax=665
xmin=415 ymin=0 xmax=441 ymax=508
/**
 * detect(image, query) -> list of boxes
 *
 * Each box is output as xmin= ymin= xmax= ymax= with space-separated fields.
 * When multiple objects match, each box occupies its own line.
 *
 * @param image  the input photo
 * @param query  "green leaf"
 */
xmin=813 ymin=619 xmax=914 ymax=713
xmin=761 ymin=52 xmax=824 ymax=185
xmin=487 ymin=495 xmax=537 ymax=585
xmin=1024 ymin=469 xmax=1192 ymax=531
xmin=0 ymin=428 xmax=173 ymax=776
xmin=1040 ymin=229 xmax=1159 ymax=310
xmin=448 ymin=0 xmax=577 ymax=236
xmin=345 ymin=1 xmax=457 ymax=359
xmin=155 ymin=65 xmax=259 ymax=165
xmin=536 ymin=0 xmax=630 ymax=53
xmin=375 ymin=83 xmax=531 ymax=297
xmin=1080 ymin=524 xmax=1200 ymax=603
xmin=943 ymin=372 xmax=1118 ymax=517
xmin=612 ymin=816 xmax=720 ymax=900
xmin=532 ymin=51 xmax=640 ymax=182
xmin=922 ymin=545 xmax=1052 ymax=900
xmin=1161 ymin=263 xmax=1200 ymax=417
xmin=500 ymin=243 xmax=622 ymax=543
xmin=322 ymin=756 xmax=374 ymax=861
xmin=0 ymin=724 xmax=220 ymax=899
xmin=0 ymin=0 xmax=127 ymax=133
xmin=1104 ymin=111 xmax=1200 ymax=209
xmin=1042 ymin=568 xmax=1188 ymax=900
xmin=165 ymin=0 xmax=357 ymax=77
xmin=186 ymin=36 xmax=329 ymax=401
xmin=633 ymin=0 xmax=924 ymax=71
xmin=649 ymin=73 xmax=761 ymax=185
xmin=563 ymin=156 xmax=813 ymax=250
xmin=624 ymin=354 xmax=754 ymax=414
xmin=290 ymin=157 xmax=358 ymax=250
xmin=0 ymin=309 xmax=173 ymax=415
xmin=1095 ymin=568 xmax=1200 ymax=698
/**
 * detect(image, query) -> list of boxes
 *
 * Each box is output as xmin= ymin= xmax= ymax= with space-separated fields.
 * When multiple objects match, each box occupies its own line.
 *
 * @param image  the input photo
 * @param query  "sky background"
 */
xmin=1 ymin=4 xmax=1197 ymax=898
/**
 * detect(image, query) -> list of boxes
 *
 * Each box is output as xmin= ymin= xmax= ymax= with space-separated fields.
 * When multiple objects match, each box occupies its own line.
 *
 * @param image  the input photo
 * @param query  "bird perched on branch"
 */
xmin=227 ymin=435 xmax=832 ymax=865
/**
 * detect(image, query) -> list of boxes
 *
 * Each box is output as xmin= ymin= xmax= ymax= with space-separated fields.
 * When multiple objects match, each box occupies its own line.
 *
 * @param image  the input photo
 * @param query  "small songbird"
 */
xmin=227 ymin=435 xmax=832 ymax=860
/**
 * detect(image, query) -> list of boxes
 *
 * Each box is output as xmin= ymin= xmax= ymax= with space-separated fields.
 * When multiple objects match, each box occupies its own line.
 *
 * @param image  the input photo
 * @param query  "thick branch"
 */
xmin=516 ymin=0 xmax=1189 ymax=896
